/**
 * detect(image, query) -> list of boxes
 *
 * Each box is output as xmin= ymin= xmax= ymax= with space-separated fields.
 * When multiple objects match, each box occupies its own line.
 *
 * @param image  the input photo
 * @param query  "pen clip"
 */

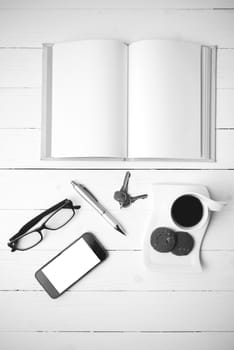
xmin=81 ymin=185 xmax=99 ymax=203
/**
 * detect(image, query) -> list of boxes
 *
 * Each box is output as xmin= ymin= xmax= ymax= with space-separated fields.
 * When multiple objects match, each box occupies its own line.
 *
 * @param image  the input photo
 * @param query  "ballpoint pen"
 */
xmin=71 ymin=180 xmax=127 ymax=236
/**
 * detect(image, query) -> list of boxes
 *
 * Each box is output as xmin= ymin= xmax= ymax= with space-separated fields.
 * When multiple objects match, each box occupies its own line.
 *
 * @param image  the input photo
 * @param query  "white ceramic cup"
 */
xmin=170 ymin=192 xmax=226 ymax=230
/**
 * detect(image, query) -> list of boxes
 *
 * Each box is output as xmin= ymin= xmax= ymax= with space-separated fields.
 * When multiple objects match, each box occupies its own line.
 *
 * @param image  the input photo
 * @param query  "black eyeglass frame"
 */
xmin=8 ymin=199 xmax=80 ymax=252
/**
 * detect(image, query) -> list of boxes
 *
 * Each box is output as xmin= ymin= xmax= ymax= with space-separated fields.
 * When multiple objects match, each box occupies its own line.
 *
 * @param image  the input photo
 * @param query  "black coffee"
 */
xmin=171 ymin=195 xmax=203 ymax=228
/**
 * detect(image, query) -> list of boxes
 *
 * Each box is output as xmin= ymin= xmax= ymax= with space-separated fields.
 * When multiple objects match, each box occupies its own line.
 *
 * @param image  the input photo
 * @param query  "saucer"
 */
xmin=143 ymin=184 xmax=210 ymax=273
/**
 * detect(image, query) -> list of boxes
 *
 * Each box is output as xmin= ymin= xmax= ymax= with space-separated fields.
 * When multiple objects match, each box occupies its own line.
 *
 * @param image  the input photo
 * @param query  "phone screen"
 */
xmin=41 ymin=236 xmax=101 ymax=294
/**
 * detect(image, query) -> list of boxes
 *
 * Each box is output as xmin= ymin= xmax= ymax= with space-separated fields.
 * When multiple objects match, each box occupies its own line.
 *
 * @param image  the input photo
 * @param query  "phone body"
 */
xmin=35 ymin=232 xmax=107 ymax=298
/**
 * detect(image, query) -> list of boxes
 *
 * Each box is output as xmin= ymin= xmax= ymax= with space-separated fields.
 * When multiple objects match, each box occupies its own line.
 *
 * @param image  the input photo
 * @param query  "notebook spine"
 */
xmin=41 ymin=43 xmax=53 ymax=159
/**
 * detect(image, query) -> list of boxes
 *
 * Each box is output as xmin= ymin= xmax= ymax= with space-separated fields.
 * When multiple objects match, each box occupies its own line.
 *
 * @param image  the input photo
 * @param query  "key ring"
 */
xmin=114 ymin=171 xmax=148 ymax=208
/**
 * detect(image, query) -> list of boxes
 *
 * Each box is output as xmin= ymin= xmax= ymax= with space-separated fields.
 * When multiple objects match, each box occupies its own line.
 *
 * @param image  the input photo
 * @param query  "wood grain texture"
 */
xmin=0 ymin=49 xmax=41 ymax=87
xmin=1 ymin=10 xmax=234 ymax=46
xmin=1 ymin=3 xmax=234 ymax=348
xmin=0 ymin=291 xmax=233 ymax=331
xmin=0 ymin=169 xmax=231 ymax=208
xmin=1 ymin=250 xmax=234 ymax=291
xmin=1 ymin=0 xmax=234 ymax=9
xmin=1 ymin=332 xmax=234 ymax=350
xmin=0 ymin=129 xmax=40 ymax=162
xmin=0 ymin=88 xmax=40 ymax=128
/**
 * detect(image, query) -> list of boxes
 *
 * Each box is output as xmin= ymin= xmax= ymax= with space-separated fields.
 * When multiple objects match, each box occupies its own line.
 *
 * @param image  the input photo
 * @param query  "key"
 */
xmin=114 ymin=171 xmax=148 ymax=208
xmin=129 ymin=194 xmax=148 ymax=204
xmin=121 ymin=171 xmax=131 ymax=193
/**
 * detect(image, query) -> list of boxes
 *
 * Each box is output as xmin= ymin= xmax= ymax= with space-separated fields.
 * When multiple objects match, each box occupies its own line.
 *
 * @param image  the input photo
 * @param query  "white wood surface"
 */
xmin=1 ymin=10 xmax=234 ymax=46
xmin=1 ymin=0 xmax=234 ymax=9
xmin=0 ymin=88 xmax=40 ymax=128
xmin=1 ymin=250 xmax=234 ymax=291
xmin=1 ymin=291 xmax=234 ymax=331
xmin=1 ymin=332 xmax=234 ymax=350
xmin=1 ymin=2 xmax=234 ymax=349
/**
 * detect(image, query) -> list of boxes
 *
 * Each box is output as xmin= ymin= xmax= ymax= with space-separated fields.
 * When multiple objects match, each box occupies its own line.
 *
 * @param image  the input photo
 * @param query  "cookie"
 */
xmin=171 ymin=231 xmax=194 ymax=256
xmin=150 ymin=227 xmax=176 ymax=253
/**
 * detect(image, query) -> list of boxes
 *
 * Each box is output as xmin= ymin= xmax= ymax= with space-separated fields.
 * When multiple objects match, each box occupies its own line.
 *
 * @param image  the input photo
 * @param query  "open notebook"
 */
xmin=41 ymin=40 xmax=216 ymax=161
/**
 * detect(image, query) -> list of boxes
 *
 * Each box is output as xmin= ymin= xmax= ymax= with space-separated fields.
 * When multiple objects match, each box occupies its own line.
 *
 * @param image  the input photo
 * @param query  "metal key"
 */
xmin=114 ymin=171 xmax=148 ymax=208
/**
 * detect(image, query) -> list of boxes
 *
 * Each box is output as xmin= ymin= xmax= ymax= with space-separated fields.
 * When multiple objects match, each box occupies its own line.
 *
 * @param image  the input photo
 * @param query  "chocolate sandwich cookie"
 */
xmin=171 ymin=231 xmax=194 ymax=256
xmin=150 ymin=227 xmax=176 ymax=253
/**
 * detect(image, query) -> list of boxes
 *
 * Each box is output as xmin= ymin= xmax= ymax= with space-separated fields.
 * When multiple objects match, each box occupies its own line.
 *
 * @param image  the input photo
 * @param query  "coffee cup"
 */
xmin=170 ymin=192 xmax=226 ymax=230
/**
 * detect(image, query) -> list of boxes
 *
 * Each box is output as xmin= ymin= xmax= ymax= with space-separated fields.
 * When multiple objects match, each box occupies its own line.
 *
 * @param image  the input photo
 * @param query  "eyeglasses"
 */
xmin=7 ymin=199 xmax=80 ymax=252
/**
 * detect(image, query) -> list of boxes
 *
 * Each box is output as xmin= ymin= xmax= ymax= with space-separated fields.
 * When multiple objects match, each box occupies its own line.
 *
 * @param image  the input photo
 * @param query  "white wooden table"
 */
xmin=1 ymin=1 xmax=234 ymax=349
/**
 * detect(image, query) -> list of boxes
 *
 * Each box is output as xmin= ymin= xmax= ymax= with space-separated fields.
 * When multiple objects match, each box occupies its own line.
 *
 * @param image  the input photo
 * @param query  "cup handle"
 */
xmin=185 ymin=192 xmax=226 ymax=212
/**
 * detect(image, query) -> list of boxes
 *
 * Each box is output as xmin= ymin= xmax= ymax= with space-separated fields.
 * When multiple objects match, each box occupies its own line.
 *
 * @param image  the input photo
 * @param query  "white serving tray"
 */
xmin=143 ymin=183 xmax=224 ymax=273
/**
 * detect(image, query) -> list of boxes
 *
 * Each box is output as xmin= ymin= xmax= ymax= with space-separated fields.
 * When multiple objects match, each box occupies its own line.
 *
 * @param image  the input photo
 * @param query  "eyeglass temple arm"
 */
xmin=9 ymin=199 xmax=79 ymax=241
xmin=71 ymin=205 xmax=81 ymax=209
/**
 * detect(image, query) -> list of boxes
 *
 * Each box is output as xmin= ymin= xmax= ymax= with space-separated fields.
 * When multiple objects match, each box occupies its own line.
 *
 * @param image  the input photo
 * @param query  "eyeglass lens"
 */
xmin=15 ymin=231 xmax=42 ymax=250
xmin=44 ymin=208 xmax=75 ymax=230
xmin=12 ymin=207 xmax=75 ymax=250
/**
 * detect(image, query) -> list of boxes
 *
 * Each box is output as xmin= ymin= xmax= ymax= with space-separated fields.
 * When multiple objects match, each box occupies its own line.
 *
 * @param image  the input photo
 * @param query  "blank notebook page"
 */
xmin=128 ymin=40 xmax=201 ymax=159
xmin=51 ymin=40 xmax=127 ymax=158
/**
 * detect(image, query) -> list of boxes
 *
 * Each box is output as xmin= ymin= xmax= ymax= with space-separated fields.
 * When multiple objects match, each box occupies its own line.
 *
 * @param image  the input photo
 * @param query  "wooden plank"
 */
xmin=0 ymin=169 xmax=232 ymax=208
xmin=1 ymin=250 xmax=234 ymax=291
xmin=0 ymin=129 xmax=234 ymax=168
xmin=0 ymin=88 xmax=40 ymax=128
xmin=0 ymin=5 xmax=233 ymax=344
xmin=0 ymin=129 xmax=40 ymax=162
xmin=1 ymin=0 xmax=234 ymax=10
xmin=0 ymin=169 xmax=232 ymax=250
xmin=0 ymin=49 xmax=41 ymax=87
xmin=0 ymin=291 xmax=233 ymax=331
xmin=217 ymin=89 xmax=234 ymax=128
xmin=1 ymin=332 xmax=234 ymax=350
xmin=0 ymin=169 xmax=231 ymax=207
xmin=1 ymin=10 xmax=234 ymax=46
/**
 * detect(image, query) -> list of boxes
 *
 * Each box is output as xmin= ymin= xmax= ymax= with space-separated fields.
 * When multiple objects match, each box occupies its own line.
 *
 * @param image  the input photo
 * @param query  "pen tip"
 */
xmin=116 ymin=225 xmax=127 ymax=236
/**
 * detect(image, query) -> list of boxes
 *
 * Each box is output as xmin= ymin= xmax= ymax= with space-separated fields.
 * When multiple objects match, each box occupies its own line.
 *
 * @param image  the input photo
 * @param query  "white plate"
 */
xmin=143 ymin=183 xmax=211 ymax=273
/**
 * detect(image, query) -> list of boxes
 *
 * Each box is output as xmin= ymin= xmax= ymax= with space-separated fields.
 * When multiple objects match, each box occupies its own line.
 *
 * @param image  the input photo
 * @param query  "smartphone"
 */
xmin=35 ymin=232 xmax=107 ymax=298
